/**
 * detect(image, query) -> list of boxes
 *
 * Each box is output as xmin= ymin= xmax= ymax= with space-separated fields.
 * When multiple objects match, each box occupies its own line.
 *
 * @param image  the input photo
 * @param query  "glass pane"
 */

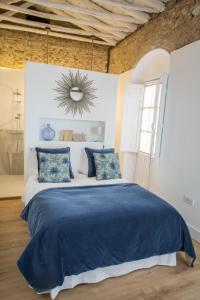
xmin=143 ymin=85 xmax=157 ymax=107
xmin=139 ymin=132 xmax=152 ymax=154
xmin=141 ymin=108 xmax=154 ymax=131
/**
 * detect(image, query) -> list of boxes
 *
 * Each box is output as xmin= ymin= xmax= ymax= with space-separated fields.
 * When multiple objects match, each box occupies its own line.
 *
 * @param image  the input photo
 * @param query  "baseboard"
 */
xmin=188 ymin=224 xmax=200 ymax=243
xmin=0 ymin=196 xmax=21 ymax=200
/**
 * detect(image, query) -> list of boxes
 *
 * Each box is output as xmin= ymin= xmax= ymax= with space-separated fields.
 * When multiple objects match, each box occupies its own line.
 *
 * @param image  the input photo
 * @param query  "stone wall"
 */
xmin=0 ymin=29 xmax=109 ymax=72
xmin=109 ymin=0 xmax=200 ymax=74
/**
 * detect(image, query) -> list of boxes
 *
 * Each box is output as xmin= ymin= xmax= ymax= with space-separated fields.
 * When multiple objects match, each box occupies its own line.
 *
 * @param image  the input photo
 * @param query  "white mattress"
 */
xmin=24 ymin=174 xmax=177 ymax=299
xmin=23 ymin=173 xmax=128 ymax=205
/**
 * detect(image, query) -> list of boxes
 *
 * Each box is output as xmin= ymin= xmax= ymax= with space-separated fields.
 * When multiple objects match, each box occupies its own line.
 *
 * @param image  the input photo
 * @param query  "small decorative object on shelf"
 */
xmin=59 ymin=130 xmax=73 ymax=141
xmin=41 ymin=124 xmax=55 ymax=141
xmin=92 ymin=126 xmax=102 ymax=142
xmin=73 ymin=133 xmax=87 ymax=142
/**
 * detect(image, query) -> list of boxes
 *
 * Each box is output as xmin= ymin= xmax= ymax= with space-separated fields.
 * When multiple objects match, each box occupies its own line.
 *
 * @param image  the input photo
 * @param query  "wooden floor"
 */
xmin=0 ymin=199 xmax=200 ymax=300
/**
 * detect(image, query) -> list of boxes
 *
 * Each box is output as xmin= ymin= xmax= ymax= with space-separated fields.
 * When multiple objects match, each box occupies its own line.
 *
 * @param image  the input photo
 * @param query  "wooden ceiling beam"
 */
xmin=0 ymin=2 xmax=119 ymax=44
xmin=0 ymin=15 xmax=117 ymax=43
xmin=40 ymin=6 xmax=120 ymax=44
xmin=25 ymin=0 xmax=141 ymax=23
xmin=1 ymin=0 xmax=21 ymax=4
xmin=53 ymin=1 xmax=127 ymax=40
xmin=91 ymin=0 xmax=150 ymax=22
xmin=92 ymin=0 xmax=164 ymax=13
xmin=0 ymin=2 xmax=33 ymax=18
xmin=0 ymin=0 xmax=167 ymax=45
xmin=39 ymin=6 xmax=102 ymax=36
xmin=0 ymin=3 xmax=136 ymax=32
xmin=138 ymin=0 xmax=165 ymax=12
xmin=0 ymin=22 xmax=114 ymax=45
xmin=87 ymin=1 xmax=147 ymax=25
xmin=66 ymin=0 xmax=136 ymax=31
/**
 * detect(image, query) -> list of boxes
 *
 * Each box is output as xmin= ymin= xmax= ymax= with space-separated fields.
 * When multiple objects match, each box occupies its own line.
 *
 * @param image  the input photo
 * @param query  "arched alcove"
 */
xmin=117 ymin=48 xmax=170 ymax=181
xmin=132 ymin=48 xmax=170 ymax=83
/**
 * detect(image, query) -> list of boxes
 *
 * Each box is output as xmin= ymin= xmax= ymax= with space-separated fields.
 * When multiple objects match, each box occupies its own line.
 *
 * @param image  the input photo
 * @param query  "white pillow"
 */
xmin=78 ymin=148 xmax=88 ymax=175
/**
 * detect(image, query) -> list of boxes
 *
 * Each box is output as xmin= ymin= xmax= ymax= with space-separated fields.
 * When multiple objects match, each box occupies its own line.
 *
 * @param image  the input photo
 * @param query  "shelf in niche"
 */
xmin=40 ymin=118 xmax=105 ymax=143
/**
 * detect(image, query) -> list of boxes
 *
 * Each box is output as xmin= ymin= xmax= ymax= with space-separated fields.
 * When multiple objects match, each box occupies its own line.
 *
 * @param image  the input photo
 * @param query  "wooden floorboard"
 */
xmin=0 ymin=198 xmax=199 ymax=300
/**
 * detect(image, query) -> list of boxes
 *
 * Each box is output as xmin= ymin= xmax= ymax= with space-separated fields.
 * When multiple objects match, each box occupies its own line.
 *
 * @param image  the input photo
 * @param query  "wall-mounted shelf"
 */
xmin=40 ymin=118 xmax=105 ymax=143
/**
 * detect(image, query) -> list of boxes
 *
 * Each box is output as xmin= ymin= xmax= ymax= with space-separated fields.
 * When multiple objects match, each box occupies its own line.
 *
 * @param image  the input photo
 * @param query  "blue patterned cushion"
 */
xmin=85 ymin=147 xmax=114 ymax=177
xmin=38 ymin=152 xmax=71 ymax=183
xmin=36 ymin=147 xmax=74 ymax=179
xmin=94 ymin=153 xmax=121 ymax=180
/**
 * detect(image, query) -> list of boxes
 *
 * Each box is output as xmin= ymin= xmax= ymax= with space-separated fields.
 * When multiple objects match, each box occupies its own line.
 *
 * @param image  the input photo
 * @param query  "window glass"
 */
xmin=141 ymin=108 xmax=154 ymax=132
xmin=143 ymin=85 xmax=157 ymax=107
xmin=139 ymin=132 xmax=152 ymax=154
xmin=138 ymin=77 xmax=166 ymax=158
xmin=139 ymin=83 xmax=161 ymax=155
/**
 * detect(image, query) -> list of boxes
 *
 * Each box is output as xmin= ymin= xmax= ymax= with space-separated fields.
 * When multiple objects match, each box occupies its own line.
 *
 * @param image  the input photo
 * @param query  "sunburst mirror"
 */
xmin=54 ymin=70 xmax=97 ymax=117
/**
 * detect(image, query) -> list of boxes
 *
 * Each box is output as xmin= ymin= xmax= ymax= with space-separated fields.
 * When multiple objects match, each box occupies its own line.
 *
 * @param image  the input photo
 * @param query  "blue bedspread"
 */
xmin=18 ymin=183 xmax=196 ymax=292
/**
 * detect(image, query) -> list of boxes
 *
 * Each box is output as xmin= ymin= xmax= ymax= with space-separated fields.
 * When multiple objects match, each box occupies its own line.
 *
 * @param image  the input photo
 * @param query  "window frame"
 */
xmin=138 ymin=79 xmax=162 ymax=157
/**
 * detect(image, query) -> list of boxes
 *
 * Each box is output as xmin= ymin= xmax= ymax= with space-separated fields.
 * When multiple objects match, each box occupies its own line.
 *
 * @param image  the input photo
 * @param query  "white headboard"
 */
xmin=26 ymin=141 xmax=103 ymax=180
xmin=24 ymin=62 xmax=118 ymax=181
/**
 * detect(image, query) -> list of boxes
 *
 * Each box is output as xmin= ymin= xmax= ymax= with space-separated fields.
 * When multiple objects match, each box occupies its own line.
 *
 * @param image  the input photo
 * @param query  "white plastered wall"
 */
xmin=24 ymin=62 xmax=118 ymax=179
xmin=117 ymin=44 xmax=200 ymax=241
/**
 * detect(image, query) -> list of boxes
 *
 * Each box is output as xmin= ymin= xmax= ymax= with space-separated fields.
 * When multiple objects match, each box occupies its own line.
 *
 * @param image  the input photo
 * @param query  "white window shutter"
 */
xmin=120 ymin=84 xmax=144 ymax=152
xmin=154 ymin=73 xmax=169 ymax=158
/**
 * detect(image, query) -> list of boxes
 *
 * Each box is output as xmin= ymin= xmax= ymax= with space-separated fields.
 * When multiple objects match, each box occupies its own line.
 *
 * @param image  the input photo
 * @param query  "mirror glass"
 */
xmin=70 ymin=87 xmax=83 ymax=102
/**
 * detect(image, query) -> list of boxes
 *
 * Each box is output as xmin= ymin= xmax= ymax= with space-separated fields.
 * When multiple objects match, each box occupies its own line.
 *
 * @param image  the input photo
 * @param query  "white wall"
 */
xmin=115 ymin=70 xmax=132 ymax=171
xmin=0 ymin=68 xmax=24 ymax=130
xmin=132 ymin=49 xmax=170 ymax=83
xmin=151 ymin=41 xmax=200 ymax=239
xmin=25 ymin=62 xmax=118 ymax=179
xmin=118 ymin=43 xmax=200 ymax=241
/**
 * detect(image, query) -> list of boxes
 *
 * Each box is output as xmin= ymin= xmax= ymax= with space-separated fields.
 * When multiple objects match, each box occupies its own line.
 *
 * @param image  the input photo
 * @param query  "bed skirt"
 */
xmin=46 ymin=253 xmax=176 ymax=299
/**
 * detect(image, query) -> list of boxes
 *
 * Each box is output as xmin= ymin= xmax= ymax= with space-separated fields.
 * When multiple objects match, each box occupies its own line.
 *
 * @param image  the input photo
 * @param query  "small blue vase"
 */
xmin=41 ymin=124 xmax=55 ymax=141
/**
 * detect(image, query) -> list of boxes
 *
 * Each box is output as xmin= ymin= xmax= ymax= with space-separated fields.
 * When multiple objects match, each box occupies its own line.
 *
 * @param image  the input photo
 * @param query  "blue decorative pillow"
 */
xmin=85 ymin=147 xmax=114 ymax=177
xmin=36 ymin=147 xmax=74 ymax=178
xmin=38 ymin=152 xmax=71 ymax=183
xmin=94 ymin=153 xmax=121 ymax=180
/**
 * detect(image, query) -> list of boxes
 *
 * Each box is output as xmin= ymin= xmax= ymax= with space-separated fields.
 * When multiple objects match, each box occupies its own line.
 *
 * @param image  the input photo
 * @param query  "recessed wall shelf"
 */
xmin=40 ymin=118 xmax=105 ymax=143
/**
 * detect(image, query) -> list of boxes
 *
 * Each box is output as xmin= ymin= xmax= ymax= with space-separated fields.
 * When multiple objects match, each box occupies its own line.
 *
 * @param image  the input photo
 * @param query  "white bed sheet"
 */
xmin=49 ymin=253 xmax=176 ymax=299
xmin=23 ymin=173 xmax=128 ymax=205
xmin=23 ymin=174 xmax=177 ymax=299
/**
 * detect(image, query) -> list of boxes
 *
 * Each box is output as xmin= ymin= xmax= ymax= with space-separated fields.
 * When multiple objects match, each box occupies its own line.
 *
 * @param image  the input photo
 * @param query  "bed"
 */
xmin=19 ymin=172 xmax=196 ymax=299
